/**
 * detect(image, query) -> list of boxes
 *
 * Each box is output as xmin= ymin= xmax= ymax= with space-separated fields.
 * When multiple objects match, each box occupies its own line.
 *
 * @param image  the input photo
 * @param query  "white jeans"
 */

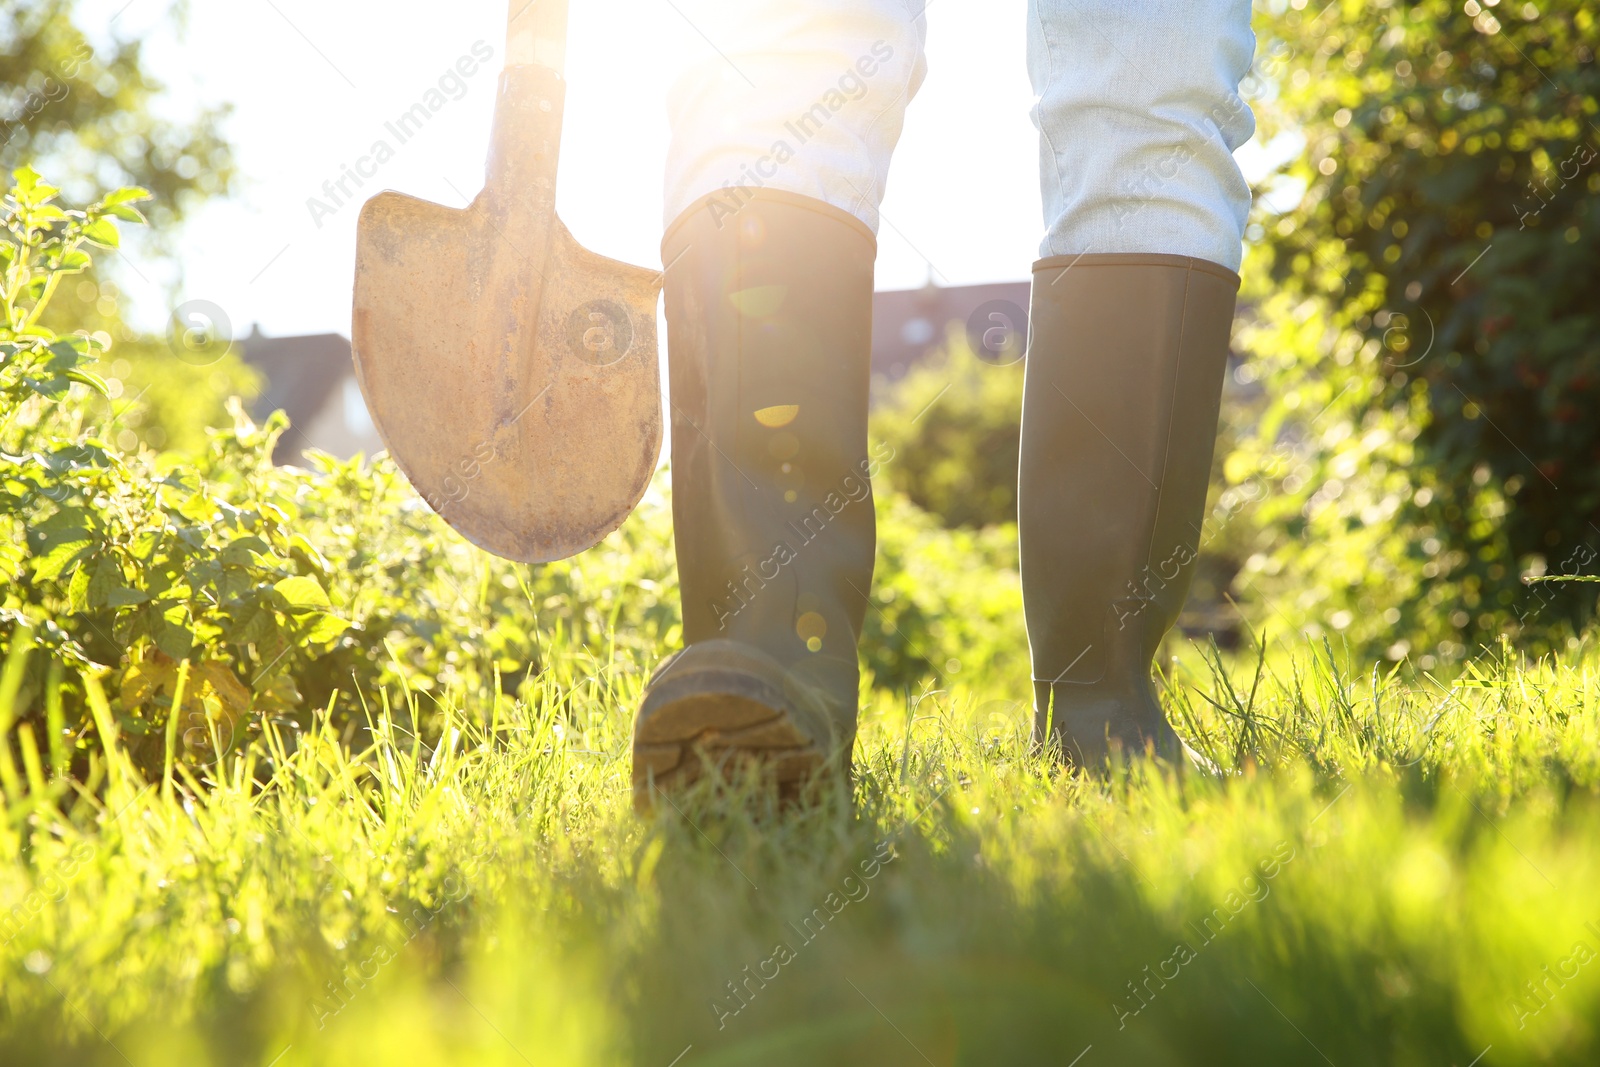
xmin=664 ymin=0 xmax=1256 ymax=271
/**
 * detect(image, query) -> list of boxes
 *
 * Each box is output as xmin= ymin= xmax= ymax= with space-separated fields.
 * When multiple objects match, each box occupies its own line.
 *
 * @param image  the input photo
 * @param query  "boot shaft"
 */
xmin=662 ymin=190 xmax=880 ymax=723
xmin=1020 ymin=254 xmax=1238 ymax=758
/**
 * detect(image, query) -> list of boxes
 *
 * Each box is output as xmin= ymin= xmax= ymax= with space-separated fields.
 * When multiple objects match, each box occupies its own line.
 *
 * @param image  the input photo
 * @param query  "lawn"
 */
xmin=5 ymin=3 xmax=1600 ymax=1060
xmin=3 ymin=622 xmax=1598 ymax=1066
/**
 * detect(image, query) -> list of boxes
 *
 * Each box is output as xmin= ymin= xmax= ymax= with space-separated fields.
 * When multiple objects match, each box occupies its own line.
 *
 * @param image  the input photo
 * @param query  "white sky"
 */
xmin=91 ymin=0 xmax=1280 ymax=340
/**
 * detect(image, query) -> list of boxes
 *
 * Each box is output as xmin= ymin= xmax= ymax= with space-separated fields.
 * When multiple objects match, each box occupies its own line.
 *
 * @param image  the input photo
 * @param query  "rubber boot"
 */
xmin=1020 ymin=253 xmax=1240 ymax=767
xmin=632 ymin=190 xmax=879 ymax=808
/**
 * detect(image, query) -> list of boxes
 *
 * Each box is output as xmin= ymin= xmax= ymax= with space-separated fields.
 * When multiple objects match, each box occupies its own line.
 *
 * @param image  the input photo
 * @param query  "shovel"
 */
xmin=351 ymin=0 xmax=662 ymax=563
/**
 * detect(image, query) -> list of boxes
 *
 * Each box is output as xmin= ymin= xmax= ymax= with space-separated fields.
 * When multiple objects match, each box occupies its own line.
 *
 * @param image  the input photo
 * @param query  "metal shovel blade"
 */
xmin=351 ymin=56 xmax=661 ymax=564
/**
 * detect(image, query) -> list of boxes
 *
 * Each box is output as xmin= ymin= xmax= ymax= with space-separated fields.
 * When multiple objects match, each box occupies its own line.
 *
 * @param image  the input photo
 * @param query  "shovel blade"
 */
xmin=352 ymin=189 xmax=662 ymax=563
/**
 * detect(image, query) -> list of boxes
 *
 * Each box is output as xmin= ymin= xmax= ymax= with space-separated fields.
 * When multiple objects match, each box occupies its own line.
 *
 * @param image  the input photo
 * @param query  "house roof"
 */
xmin=238 ymin=280 xmax=1042 ymax=461
xmin=870 ymin=280 xmax=1032 ymax=385
xmin=239 ymin=327 xmax=354 ymax=463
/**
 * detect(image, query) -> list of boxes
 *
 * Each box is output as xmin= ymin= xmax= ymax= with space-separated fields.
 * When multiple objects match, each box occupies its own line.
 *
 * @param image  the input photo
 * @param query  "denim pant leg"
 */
xmin=1027 ymin=0 xmax=1256 ymax=270
xmin=662 ymin=0 xmax=928 ymax=234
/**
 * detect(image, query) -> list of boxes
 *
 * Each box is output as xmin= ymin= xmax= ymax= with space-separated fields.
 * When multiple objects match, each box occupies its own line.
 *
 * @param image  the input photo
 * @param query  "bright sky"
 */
xmin=94 ymin=0 xmax=1279 ymax=341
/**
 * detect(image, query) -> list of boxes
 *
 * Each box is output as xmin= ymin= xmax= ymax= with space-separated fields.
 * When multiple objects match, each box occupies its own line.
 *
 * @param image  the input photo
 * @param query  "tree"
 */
xmin=3 ymin=0 xmax=235 ymax=332
xmin=870 ymin=333 xmax=1024 ymax=530
xmin=1228 ymin=0 xmax=1600 ymax=666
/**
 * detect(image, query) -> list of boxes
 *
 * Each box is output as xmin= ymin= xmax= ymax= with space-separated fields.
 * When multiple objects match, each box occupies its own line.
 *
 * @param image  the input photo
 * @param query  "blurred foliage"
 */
xmin=870 ymin=333 xmax=1023 ymax=529
xmin=866 ymin=0 xmax=1600 ymax=667
xmin=2 ymin=0 xmax=236 ymax=332
xmin=864 ymin=489 xmax=1026 ymax=693
xmin=1 ymin=0 xmax=233 ymax=233
xmin=88 ymin=335 xmax=261 ymax=456
xmin=1231 ymin=0 xmax=1600 ymax=665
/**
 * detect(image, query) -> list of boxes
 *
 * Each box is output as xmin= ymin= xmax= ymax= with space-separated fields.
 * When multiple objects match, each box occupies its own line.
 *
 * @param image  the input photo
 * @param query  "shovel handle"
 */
xmin=507 ymin=0 xmax=567 ymax=72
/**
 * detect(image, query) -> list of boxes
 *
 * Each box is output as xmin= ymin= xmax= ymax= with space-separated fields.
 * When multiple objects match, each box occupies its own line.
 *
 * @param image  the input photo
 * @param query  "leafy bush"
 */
xmin=1 ymin=167 xmax=362 ymax=775
xmin=93 ymin=337 xmax=262 ymax=456
xmin=1231 ymin=0 xmax=1600 ymax=663
xmin=863 ymin=489 xmax=1026 ymax=694
xmin=870 ymin=335 xmax=1023 ymax=529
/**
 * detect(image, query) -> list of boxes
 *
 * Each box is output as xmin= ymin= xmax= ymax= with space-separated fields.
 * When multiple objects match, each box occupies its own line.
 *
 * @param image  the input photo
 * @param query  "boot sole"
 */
xmin=632 ymin=679 xmax=825 ymax=811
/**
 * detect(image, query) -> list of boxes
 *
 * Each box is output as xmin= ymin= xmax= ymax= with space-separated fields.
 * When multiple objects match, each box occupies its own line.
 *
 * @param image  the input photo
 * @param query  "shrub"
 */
xmin=1 ymin=167 xmax=364 ymax=775
xmin=863 ymin=489 xmax=1027 ymax=695
xmin=1230 ymin=0 xmax=1600 ymax=663
xmin=869 ymin=334 xmax=1023 ymax=529
xmin=93 ymin=336 xmax=262 ymax=456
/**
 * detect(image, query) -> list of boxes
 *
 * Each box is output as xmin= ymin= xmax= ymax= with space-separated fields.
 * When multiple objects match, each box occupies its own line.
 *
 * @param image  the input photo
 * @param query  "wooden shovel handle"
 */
xmin=507 ymin=0 xmax=568 ymax=72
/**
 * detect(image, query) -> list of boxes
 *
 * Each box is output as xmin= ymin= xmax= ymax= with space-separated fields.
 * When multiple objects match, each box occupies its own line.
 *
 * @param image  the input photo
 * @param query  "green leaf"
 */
xmin=80 ymin=217 xmax=120 ymax=248
xmin=172 ymin=525 xmax=207 ymax=551
xmin=273 ymin=575 xmax=333 ymax=614
xmin=177 ymin=492 xmax=218 ymax=524
xmin=33 ymin=537 xmax=93 ymax=583
xmin=128 ymin=529 xmax=161 ymax=560
xmin=45 ymin=340 xmax=85 ymax=369
xmin=103 ymin=205 xmax=148 ymax=224
xmin=101 ymin=187 xmax=153 ymax=207
xmin=89 ymin=556 xmax=142 ymax=609
xmin=152 ymin=602 xmax=194 ymax=660
xmin=34 ymin=506 xmax=93 ymax=537
xmin=67 ymin=562 xmax=92 ymax=613
xmin=94 ymin=191 xmax=150 ymax=223
xmin=227 ymin=602 xmax=279 ymax=646
xmin=303 ymin=614 xmax=350 ymax=645
xmin=157 ymin=471 xmax=200 ymax=493
xmin=42 ymin=443 xmax=110 ymax=473
xmin=288 ymin=534 xmax=330 ymax=575
xmin=67 ymin=369 xmax=110 ymax=399
xmin=0 ymin=541 xmax=23 ymax=581
xmin=218 ymin=537 xmax=272 ymax=569
xmin=190 ymin=617 xmax=223 ymax=646
xmin=104 ymin=587 xmax=152 ymax=608
xmin=21 ymin=374 xmax=71 ymax=400
xmin=118 ymin=716 xmax=153 ymax=737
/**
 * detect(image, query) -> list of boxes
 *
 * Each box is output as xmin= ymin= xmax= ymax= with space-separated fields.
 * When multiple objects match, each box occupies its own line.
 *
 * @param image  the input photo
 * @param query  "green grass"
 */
xmin=3 ymin=633 xmax=1600 ymax=1066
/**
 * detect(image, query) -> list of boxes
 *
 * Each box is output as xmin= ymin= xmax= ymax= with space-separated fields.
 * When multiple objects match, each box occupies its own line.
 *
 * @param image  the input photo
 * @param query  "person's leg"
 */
xmin=1020 ymin=0 xmax=1255 ymax=765
xmin=662 ymin=1 xmax=928 ymax=237
xmin=633 ymin=2 xmax=927 ymax=807
xmin=1028 ymin=0 xmax=1255 ymax=270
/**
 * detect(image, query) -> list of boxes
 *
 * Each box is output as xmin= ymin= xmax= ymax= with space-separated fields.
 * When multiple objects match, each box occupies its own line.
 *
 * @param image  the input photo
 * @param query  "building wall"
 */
xmin=281 ymin=371 xmax=385 ymax=464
